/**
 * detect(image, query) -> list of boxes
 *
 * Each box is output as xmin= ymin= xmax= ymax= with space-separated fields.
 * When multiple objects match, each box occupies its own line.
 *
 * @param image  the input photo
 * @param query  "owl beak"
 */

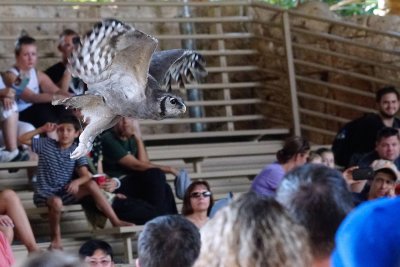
xmin=180 ymin=103 xmax=186 ymax=113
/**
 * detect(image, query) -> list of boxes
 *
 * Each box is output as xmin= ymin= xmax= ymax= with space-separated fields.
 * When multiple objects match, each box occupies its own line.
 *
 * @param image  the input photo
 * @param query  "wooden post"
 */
xmin=282 ymin=11 xmax=301 ymax=136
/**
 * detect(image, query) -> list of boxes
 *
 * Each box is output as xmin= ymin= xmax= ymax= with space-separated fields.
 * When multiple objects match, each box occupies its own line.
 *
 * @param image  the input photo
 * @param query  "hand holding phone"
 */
xmin=352 ymin=167 xmax=374 ymax=181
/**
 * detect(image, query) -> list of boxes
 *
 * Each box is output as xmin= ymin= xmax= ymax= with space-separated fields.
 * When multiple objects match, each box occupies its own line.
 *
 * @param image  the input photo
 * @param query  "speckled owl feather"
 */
xmin=53 ymin=18 xmax=207 ymax=159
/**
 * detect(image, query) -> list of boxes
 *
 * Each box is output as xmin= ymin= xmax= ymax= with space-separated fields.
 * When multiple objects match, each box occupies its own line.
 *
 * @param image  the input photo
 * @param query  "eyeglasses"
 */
xmin=190 ymin=191 xmax=212 ymax=198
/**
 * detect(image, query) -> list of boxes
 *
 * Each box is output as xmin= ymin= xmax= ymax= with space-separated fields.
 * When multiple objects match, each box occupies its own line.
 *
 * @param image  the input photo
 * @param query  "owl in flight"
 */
xmin=53 ymin=18 xmax=207 ymax=159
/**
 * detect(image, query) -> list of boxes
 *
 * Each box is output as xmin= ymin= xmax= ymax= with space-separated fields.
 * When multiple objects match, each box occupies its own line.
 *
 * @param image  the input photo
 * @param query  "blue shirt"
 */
xmin=32 ymin=137 xmax=87 ymax=198
xmin=251 ymin=162 xmax=285 ymax=197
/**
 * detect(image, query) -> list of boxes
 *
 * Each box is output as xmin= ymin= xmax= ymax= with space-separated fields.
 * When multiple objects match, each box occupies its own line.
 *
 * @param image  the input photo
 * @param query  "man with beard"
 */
xmin=332 ymin=86 xmax=400 ymax=167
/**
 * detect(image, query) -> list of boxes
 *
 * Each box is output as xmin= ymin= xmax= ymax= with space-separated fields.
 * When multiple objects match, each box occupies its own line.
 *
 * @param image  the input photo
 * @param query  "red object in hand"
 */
xmin=93 ymin=174 xmax=106 ymax=186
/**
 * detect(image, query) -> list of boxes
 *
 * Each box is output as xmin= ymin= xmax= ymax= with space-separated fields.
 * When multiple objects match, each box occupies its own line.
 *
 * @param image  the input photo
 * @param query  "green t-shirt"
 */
xmin=101 ymin=130 xmax=138 ymax=178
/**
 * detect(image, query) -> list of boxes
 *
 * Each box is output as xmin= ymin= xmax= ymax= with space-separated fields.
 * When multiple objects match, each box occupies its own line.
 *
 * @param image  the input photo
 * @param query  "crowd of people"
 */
xmin=0 ymin=27 xmax=399 ymax=267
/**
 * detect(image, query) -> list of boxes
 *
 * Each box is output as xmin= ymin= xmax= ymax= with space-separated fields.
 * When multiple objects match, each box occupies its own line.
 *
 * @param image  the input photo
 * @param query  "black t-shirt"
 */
xmin=332 ymin=113 xmax=400 ymax=167
xmin=45 ymin=62 xmax=86 ymax=95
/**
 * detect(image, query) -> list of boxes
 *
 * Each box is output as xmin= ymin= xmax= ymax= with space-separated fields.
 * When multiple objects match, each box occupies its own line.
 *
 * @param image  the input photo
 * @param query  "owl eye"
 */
xmin=170 ymin=98 xmax=177 ymax=105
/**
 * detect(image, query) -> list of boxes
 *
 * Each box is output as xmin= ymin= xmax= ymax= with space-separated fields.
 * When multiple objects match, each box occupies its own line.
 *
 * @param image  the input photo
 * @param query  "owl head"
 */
xmin=158 ymin=94 xmax=186 ymax=118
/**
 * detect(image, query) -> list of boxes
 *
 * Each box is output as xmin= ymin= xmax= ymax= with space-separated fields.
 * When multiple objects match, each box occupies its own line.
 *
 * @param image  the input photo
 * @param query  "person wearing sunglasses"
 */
xmin=181 ymin=181 xmax=214 ymax=229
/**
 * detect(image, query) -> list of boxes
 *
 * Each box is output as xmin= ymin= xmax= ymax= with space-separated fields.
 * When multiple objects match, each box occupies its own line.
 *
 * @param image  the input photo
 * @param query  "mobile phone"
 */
xmin=352 ymin=167 xmax=374 ymax=181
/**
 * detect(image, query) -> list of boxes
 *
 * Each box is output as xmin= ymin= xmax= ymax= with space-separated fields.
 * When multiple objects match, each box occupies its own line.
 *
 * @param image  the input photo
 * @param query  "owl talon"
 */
xmin=70 ymin=143 xmax=91 ymax=159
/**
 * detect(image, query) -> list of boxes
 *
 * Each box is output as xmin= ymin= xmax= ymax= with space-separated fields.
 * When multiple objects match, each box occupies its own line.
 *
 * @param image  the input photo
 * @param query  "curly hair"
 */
xmin=194 ymin=192 xmax=312 ymax=267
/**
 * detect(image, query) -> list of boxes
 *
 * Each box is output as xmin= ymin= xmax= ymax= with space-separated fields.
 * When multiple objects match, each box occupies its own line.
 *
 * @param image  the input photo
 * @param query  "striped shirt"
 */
xmin=32 ymin=138 xmax=87 ymax=199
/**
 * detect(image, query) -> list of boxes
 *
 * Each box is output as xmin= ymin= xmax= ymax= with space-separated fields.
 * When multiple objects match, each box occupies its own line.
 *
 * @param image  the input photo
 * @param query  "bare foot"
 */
xmin=48 ymin=242 xmax=63 ymax=251
xmin=112 ymin=220 xmax=134 ymax=227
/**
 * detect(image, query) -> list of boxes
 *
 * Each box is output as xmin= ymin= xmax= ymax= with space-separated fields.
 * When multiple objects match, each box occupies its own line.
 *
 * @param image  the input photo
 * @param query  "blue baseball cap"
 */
xmin=331 ymin=197 xmax=400 ymax=267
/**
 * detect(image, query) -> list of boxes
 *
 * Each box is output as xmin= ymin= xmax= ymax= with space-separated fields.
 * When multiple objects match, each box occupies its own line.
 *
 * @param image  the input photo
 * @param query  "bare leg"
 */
xmin=76 ymin=180 xmax=133 ymax=227
xmin=0 ymin=225 xmax=13 ymax=245
xmin=0 ymin=189 xmax=39 ymax=252
xmin=46 ymin=196 xmax=63 ymax=250
xmin=1 ymin=112 xmax=18 ymax=152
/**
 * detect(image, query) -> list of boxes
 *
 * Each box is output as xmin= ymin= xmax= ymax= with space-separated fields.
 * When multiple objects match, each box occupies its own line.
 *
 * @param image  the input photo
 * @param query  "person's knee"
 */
xmin=81 ymin=180 xmax=97 ymax=191
xmin=145 ymin=168 xmax=166 ymax=182
xmin=47 ymin=197 xmax=63 ymax=211
xmin=0 ymin=189 xmax=19 ymax=203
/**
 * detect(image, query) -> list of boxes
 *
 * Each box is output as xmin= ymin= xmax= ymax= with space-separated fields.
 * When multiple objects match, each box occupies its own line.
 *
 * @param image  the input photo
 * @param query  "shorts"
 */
xmin=0 ymin=102 xmax=17 ymax=121
xmin=34 ymin=189 xmax=78 ymax=207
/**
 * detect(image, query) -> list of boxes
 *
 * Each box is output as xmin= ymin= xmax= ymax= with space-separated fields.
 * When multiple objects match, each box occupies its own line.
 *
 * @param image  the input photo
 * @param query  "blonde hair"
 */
xmin=194 ymin=192 xmax=312 ymax=267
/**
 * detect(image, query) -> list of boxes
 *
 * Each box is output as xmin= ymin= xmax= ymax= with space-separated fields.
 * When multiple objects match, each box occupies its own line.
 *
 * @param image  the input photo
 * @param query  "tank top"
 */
xmin=8 ymin=67 xmax=40 ymax=112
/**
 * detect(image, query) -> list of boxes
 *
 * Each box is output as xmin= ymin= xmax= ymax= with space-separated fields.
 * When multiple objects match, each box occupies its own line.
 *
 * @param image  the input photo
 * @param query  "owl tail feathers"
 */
xmin=52 ymin=94 xmax=104 ymax=109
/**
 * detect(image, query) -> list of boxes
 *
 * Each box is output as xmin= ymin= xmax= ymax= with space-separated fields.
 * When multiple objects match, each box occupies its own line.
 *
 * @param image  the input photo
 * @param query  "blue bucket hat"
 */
xmin=331 ymin=197 xmax=400 ymax=267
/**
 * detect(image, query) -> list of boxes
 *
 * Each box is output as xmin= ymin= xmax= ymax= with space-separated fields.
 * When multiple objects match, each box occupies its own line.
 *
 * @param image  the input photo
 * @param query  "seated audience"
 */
xmin=0 ymin=76 xmax=31 ymax=162
xmin=194 ymin=192 xmax=311 ymax=267
xmin=332 ymin=197 xmax=400 ymax=267
xmin=181 ymin=181 xmax=214 ymax=229
xmin=3 ymin=35 xmax=71 ymax=129
xmin=352 ymin=159 xmax=397 ymax=206
xmin=100 ymin=117 xmax=178 ymax=216
xmin=45 ymin=29 xmax=85 ymax=96
xmin=351 ymin=127 xmax=400 ymax=169
xmin=79 ymin=239 xmax=114 ymax=267
xmin=276 ymin=164 xmax=354 ymax=267
xmin=251 ymin=136 xmax=310 ymax=197
xmin=137 ymin=215 xmax=200 ymax=267
xmin=332 ymin=86 xmax=400 ymax=167
xmin=316 ymin=147 xmax=335 ymax=168
xmin=0 ymin=189 xmax=40 ymax=267
xmin=19 ymin=115 xmax=131 ymax=250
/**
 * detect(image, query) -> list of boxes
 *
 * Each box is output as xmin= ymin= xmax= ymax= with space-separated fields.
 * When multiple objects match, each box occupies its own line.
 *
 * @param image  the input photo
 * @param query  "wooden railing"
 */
xmin=0 ymin=0 xmax=399 ymax=144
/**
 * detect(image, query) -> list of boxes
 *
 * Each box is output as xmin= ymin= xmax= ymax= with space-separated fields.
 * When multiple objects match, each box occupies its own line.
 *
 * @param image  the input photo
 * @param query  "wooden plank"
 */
xmin=0 ymin=161 xmax=37 ymax=170
xmin=142 ymin=128 xmax=289 ymax=141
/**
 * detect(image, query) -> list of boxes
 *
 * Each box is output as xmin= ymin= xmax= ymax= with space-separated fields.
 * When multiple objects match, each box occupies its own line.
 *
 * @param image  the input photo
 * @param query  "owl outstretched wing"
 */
xmin=149 ymin=49 xmax=207 ymax=91
xmin=68 ymin=18 xmax=158 ymax=97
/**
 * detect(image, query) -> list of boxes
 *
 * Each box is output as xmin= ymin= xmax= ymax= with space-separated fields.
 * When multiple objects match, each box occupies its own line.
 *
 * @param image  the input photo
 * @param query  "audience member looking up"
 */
xmin=316 ymin=148 xmax=335 ymax=168
xmin=0 ymin=75 xmax=31 ymax=162
xmin=100 ymin=117 xmax=178 ymax=216
xmin=332 ymin=197 xmax=400 ymax=267
xmin=351 ymin=127 xmax=400 ymax=169
xmin=137 ymin=215 xmax=200 ymax=267
xmin=0 ymin=189 xmax=40 ymax=267
xmin=45 ymin=29 xmax=85 ymax=96
xmin=79 ymin=239 xmax=114 ymax=267
xmin=276 ymin=164 xmax=354 ymax=267
xmin=19 ymin=115 xmax=131 ymax=250
xmin=251 ymin=136 xmax=310 ymax=197
xmin=194 ymin=192 xmax=311 ymax=267
xmin=352 ymin=159 xmax=398 ymax=206
xmin=332 ymin=86 xmax=400 ymax=167
xmin=4 ymin=35 xmax=71 ymax=129
xmin=181 ymin=181 xmax=214 ymax=229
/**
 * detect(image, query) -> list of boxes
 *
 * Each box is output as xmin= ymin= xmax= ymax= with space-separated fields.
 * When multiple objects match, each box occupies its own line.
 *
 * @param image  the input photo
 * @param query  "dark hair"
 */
xmin=57 ymin=115 xmax=81 ymax=131
xmin=59 ymin=29 xmax=78 ymax=45
xmin=181 ymin=180 xmax=214 ymax=216
xmin=376 ymin=127 xmax=399 ymax=143
xmin=138 ymin=215 xmax=201 ymax=267
xmin=376 ymin=86 xmax=400 ymax=102
xmin=78 ymin=239 xmax=114 ymax=260
xmin=276 ymin=136 xmax=310 ymax=164
xmin=276 ymin=164 xmax=354 ymax=259
xmin=15 ymin=35 xmax=36 ymax=56
xmin=374 ymin=169 xmax=397 ymax=182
